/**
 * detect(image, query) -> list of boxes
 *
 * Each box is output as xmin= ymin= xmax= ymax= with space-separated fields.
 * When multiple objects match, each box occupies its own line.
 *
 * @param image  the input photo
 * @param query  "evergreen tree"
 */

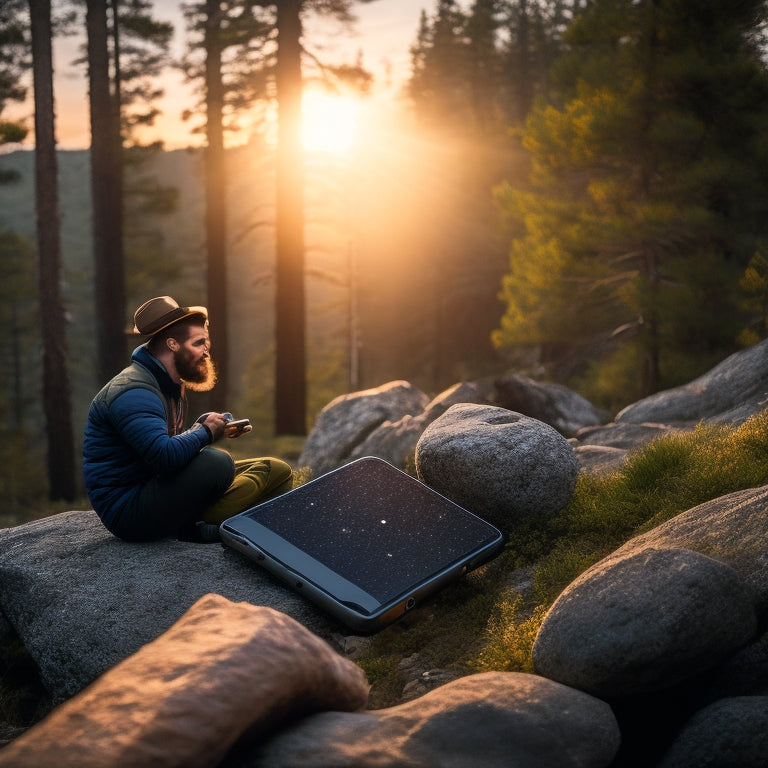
xmin=181 ymin=0 xmax=374 ymax=433
xmin=29 ymin=0 xmax=77 ymax=501
xmin=87 ymin=0 xmax=126 ymax=383
xmin=0 ymin=0 xmax=29 ymax=172
xmin=499 ymin=0 xmax=581 ymax=123
xmin=408 ymin=0 xmax=470 ymax=127
xmin=181 ymin=0 xmax=273 ymax=409
xmin=494 ymin=0 xmax=768 ymax=404
xmin=84 ymin=0 xmax=174 ymax=384
xmin=465 ymin=0 xmax=504 ymax=133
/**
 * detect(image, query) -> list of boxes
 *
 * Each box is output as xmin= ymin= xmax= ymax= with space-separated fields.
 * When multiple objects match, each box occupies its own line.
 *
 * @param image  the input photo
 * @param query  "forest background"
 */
xmin=2 ymin=0 xmax=768 ymax=521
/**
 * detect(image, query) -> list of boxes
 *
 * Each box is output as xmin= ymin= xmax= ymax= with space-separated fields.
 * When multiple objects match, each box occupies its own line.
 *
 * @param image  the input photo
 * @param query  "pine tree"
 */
xmin=408 ymin=0 xmax=470 ymax=127
xmin=29 ymin=0 xmax=77 ymax=501
xmin=0 ymin=0 xmax=29 ymax=172
xmin=181 ymin=0 xmax=374 ymax=432
xmin=83 ymin=0 xmax=175 ymax=383
xmin=494 ymin=0 xmax=768 ymax=403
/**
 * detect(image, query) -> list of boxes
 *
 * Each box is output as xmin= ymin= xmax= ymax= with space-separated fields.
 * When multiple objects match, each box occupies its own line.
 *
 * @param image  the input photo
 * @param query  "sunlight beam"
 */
xmin=302 ymin=91 xmax=359 ymax=155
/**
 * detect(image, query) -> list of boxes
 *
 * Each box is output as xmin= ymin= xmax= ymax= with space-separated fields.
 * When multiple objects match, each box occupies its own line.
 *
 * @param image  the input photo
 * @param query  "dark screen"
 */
xmin=242 ymin=458 xmax=501 ymax=601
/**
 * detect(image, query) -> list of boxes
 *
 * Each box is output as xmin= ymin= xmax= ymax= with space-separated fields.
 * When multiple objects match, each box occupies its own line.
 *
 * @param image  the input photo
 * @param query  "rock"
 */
xmin=493 ymin=373 xmax=608 ymax=436
xmin=0 ymin=510 xmax=342 ymax=702
xmin=573 ymin=421 xmax=685 ymax=449
xmin=572 ymin=444 xmax=628 ymax=473
xmin=400 ymin=667 xmax=462 ymax=701
xmin=657 ymin=696 xmax=768 ymax=768
xmin=298 ymin=381 xmax=430 ymax=475
xmin=415 ymin=403 xmax=579 ymax=532
xmin=532 ymin=547 xmax=758 ymax=698
xmin=0 ymin=611 xmax=11 ymax=644
xmin=615 ymin=337 xmax=768 ymax=426
xmin=701 ymin=629 xmax=768 ymax=702
xmin=422 ymin=380 xmax=491 ymax=422
xmin=606 ymin=484 xmax=768 ymax=610
xmin=323 ymin=381 xmax=490 ymax=473
xmin=0 ymin=594 xmax=369 ymax=768
xmin=349 ymin=413 xmax=427 ymax=470
xmin=237 ymin=672 xmax=621 ymax=768
xmin=570 ymin=422 xmax=689 ymax=473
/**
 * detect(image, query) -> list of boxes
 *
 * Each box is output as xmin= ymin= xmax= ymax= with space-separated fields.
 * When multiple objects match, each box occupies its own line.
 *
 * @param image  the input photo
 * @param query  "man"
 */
xmin=83 ymin=296 xmax=293 ymax=543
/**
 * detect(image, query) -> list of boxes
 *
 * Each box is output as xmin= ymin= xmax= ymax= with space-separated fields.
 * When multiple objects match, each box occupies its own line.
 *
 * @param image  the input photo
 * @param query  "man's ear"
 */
xmin=167 ymin=338 xmax=179 ymax=352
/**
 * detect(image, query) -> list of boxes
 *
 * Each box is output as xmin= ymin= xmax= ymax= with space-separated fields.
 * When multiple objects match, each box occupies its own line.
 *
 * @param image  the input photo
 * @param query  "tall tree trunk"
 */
xmin=274 ymin=0 xmax=306 ymax=435
xmin=204 ymin=0 xmax=228 ymax=410
xmin=87 ymin=0 xmax=126 ymax=383
xmin=28 ymin=0 xmax=77 ymax=501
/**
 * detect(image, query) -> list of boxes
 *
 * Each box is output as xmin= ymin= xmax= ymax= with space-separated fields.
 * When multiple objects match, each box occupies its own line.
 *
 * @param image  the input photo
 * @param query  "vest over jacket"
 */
xmin=82 ymin=344 xmax=212 ymax=530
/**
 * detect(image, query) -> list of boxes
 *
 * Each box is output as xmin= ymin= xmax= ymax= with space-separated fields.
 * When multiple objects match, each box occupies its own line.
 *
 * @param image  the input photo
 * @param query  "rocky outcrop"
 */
xmin=299 ymin=376 xmax=607 ymax=477
xmin=530 ymin=483 xmax=768 ymax=765
xmin=0 ymin=594 xmax=369 ymax=768
xmin=415 ymin=403 xmax=580 ymax=532
xmin=297 ymin=381 xmax=430 ymax=475
xmin=615 ymin=337 xmax=768 ymax=426
xmin=346 ymin=381 xmax=491 ymax=470
xmin=532 ymin=547 xmax=758 ymax=697
xmin=493 ymin=372 xmax=608 ymax=437
xmin=0 ymin=510 xmax=341 ymax=703
xmin=3 ymin=342 xmax=768 ymax=765
xmin=295 ymin=339 xmax=768 ymax=478
xmin=241 ymin=672 xmax=621 ymax=768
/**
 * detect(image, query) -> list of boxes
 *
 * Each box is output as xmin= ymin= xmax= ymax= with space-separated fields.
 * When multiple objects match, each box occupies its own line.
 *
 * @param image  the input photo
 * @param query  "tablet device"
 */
xmin=220 ymin=456 xmax=505 ymax=632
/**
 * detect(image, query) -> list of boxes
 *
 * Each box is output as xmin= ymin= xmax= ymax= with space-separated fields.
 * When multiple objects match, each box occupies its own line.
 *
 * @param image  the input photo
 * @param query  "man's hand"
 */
xmin=201 ymin=412 xmax=229 ymax=441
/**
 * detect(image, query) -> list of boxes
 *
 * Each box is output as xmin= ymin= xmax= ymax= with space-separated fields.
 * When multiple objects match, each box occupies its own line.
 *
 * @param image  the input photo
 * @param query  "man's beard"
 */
xmin=175 ymin=350 xmax=217 ymax=392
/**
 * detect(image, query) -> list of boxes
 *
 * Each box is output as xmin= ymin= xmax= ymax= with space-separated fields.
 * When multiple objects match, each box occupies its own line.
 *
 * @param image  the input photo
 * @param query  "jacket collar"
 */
xmin=132 ymin=344 xmax=182 ymax=399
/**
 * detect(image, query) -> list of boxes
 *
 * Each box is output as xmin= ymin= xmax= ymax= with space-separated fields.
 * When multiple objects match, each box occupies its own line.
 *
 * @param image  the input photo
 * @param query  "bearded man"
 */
xmin=83 ymin=296 xmax=292 ymax=543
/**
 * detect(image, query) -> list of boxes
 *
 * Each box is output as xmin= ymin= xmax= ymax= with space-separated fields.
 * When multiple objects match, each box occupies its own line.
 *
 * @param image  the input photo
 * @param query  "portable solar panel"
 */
xmin=220 ymin=456 xmax=505 ymax=632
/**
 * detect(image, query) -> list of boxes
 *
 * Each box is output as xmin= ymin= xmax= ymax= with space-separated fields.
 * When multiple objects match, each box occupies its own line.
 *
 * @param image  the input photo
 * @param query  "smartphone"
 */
xmin=226 ymin=418 xmax=250 ymax=429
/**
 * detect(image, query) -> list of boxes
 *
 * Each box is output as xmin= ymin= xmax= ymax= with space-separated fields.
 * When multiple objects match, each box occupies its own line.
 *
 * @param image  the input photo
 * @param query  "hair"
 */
xmin=147 ymin=316 xmax=208 ymax=354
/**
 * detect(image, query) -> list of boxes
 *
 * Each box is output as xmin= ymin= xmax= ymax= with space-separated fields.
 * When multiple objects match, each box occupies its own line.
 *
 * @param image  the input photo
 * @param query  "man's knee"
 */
xmin=265 ymin=457 xmax=293 ymax=486
xmin=194 ymin=447 xmax=236 ymax=494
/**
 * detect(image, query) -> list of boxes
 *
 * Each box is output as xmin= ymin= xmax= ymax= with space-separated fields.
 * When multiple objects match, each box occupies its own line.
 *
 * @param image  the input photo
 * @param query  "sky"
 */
xmin=11 ymin=0 xmax=435 ymax=151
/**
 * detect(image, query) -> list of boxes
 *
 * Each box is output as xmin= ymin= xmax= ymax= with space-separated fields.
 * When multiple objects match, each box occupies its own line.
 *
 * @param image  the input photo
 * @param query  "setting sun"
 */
xmin=302 ymin=91 xmax=360 ymax=154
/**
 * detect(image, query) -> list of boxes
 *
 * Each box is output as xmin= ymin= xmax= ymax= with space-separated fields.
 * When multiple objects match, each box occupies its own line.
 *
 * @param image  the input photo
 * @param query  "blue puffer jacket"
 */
xmin=82 ymin=345 xmax=212 ymax=530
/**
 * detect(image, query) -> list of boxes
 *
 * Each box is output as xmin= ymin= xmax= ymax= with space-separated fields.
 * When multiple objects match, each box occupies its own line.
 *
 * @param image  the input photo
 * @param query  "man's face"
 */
xmin=173 ymin=324 xmax=217 ymax=392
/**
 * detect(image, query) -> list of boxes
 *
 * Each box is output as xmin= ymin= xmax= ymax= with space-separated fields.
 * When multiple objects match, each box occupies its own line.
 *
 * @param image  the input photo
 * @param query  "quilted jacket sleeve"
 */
xmin=109 ymin=387 xmax=212 ymax=475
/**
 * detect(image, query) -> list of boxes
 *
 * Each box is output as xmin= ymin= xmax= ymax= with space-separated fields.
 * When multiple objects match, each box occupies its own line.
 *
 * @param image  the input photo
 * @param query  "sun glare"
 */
xmin=302 ymin=91 xmax=360 ymax=155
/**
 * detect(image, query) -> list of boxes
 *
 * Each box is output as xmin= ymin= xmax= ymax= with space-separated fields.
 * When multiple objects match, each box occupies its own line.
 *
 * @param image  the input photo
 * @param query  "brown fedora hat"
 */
xmin=132 ymin=296 xmax=208 ymax=336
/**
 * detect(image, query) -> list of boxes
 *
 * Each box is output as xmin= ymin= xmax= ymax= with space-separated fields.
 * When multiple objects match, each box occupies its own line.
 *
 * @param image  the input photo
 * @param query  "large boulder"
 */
xmin=415 ymin=403 xmax=579 ymax=532
xmin=0 ymin=511 xmax=342 ymax=702
xmin=493 ymin=373 xmax=608 ymax=437
xmin=0 ymin=594 xmax=369 ymax=768
xmin=298 ymin=381 xmax=430 ymax=475
xmin=615 ymin=338 xmax=768 ymax=426
xmin=606 ymin=483 xmax=768 ymax=607
xmin=532 ymin=547 xmax=758 ymax=698
xmin=306 ymin=381 xmax=490 ymax=473
xmin=241 ymin=672 xmax=621 ymax=768
xmin=657 ymin=696 xmax=768 ymax=768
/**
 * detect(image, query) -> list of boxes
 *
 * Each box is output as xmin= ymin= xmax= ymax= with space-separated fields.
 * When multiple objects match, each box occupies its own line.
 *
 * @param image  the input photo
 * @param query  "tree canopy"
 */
xmin=493 ymin=0 xmax=768 ymax=405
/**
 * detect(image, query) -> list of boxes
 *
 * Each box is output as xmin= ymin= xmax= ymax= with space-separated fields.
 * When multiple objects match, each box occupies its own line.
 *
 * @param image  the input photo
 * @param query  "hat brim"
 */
xmin=131 ymin=306 xmax=208 ymax=336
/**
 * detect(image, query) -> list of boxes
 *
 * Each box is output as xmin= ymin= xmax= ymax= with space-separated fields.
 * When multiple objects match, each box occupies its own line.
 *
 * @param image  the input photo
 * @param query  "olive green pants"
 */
xmin=202 ymin=456 xmax=294 ymax=524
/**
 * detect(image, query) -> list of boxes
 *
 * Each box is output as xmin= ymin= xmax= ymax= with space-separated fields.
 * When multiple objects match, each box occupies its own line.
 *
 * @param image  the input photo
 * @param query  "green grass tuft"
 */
xmin=359 ymin=410 xmax=768 ymax=704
